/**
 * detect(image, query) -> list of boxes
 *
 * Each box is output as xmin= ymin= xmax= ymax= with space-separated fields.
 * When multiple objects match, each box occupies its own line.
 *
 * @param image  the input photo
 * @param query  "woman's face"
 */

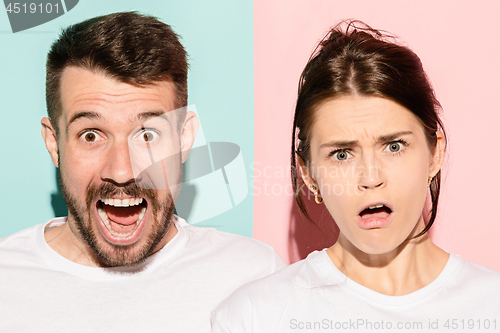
xmin=301 ymin=96 xmax=443 ymax=255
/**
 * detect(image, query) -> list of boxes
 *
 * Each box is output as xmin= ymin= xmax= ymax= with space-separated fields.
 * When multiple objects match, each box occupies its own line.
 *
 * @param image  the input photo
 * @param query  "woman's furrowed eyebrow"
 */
xmin=320 ymin=140 xmax=357 ymax=149
xmin=319 ymin=131 xmax=414 ymax=149
xmin=376 ymin=131 xmax=413 ymax=143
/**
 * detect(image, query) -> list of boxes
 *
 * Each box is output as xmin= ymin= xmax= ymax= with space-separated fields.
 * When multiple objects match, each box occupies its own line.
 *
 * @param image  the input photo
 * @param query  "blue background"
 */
xmin=0 ymin=0 xmax=254 ymax=237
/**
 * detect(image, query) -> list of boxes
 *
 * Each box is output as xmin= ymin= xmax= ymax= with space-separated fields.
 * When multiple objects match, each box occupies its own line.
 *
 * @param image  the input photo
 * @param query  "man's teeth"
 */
xmin=97 ymin=206 xmax=146 ymax=237
xmin=368 ymin=204 xmax=384 ymax=210
xmin=102 ymin=197 xmax=143 ymax=207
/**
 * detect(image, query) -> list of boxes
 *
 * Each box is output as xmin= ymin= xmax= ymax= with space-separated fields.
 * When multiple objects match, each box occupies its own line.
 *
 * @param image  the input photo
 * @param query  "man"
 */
xmin=0 ymin=12 xmax=284 ymax=332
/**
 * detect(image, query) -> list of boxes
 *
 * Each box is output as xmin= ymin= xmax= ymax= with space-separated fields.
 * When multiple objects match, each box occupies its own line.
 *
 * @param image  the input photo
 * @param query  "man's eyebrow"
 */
xmin=136 ymin=111 xmax=170 ymax=122
xmin=68 ymin=111 xmax=101 ymax=127
xmin=319 ymin=131 xmax=414 ymax=149
xmin=67 ymin=110 xmax=170 ymax=128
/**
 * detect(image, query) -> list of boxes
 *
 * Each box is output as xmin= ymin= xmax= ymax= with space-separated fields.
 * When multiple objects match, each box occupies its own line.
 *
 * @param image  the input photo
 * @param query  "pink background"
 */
xmin=253 ymin=0 xmax=500 ymax=269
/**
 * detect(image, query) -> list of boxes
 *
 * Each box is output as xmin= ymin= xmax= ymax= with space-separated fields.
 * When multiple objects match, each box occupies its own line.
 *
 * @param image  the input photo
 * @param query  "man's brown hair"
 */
xmin=46 ymin=12 xmax=188 ymax=134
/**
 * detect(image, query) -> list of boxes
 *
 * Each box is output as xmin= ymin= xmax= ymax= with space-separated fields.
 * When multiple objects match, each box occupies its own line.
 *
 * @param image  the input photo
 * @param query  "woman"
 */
xmin=212 ymin=21 xmax=500 ymax=332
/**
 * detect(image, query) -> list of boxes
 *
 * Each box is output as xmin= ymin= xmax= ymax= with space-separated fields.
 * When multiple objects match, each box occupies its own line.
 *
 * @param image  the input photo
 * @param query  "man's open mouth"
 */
xmin=97 ymin=197 xmax=147 ymax=238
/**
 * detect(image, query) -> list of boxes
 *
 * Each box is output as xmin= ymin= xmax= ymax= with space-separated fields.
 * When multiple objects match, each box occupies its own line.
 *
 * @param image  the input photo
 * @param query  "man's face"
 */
xmin=42 ymin=67 xmax=197 ymax=267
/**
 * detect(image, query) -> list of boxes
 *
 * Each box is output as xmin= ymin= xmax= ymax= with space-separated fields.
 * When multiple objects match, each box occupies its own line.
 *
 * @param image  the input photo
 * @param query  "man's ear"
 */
xmin=41 ymin=117 xmax=59 ymax=168
xmin=297 ymin=156 xmax=316 ymax=193
xmin=429 ymin=130 xmax=445 ymax=178
xmin=180 ymin=111 xmax=199 ymax=163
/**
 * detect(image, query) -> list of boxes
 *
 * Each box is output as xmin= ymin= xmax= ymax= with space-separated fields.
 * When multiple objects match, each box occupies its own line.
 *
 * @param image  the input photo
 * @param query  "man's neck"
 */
xmin=44 ymin=220 xmax=99 ymax=266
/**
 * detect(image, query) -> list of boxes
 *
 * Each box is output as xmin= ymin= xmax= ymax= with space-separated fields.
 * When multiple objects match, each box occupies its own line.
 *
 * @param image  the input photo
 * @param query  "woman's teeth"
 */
xmin=367 ymin=204 xmax=384 ymax=210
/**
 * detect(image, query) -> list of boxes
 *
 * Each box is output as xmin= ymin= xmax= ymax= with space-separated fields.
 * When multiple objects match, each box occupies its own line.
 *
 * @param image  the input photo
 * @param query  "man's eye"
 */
xmin=143 ymin=132 xmax=154 ymax=142
xmin=137 ymin=130 xmax=158 ymax=143
xmin=82 ymin=131 xmax=100 ymax=142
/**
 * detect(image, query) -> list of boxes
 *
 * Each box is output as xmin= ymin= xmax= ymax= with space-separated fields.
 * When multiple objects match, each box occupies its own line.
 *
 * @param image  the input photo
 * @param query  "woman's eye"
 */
xmin=386 ymin=142 xmax=403 ymax=153
xmin=332 ymin=150 xmax=351 ymax=161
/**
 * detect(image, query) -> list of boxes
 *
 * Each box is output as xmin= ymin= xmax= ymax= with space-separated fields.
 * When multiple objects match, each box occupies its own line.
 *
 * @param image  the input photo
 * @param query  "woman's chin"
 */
xmin=342 ymin=233 xmax=409 ymax=258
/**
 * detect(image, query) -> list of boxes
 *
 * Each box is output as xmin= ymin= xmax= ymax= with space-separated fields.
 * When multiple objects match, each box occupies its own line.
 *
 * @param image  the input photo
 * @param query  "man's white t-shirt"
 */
xmin=0 ymin=216 xmax=285 ymax=332
xmin=212 ymin=249 xmax=500 ymax=333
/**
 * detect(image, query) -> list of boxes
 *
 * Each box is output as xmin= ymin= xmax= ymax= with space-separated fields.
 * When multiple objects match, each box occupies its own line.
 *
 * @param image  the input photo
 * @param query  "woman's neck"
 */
xmin=327 ymin=222 xmax=449 ymax=296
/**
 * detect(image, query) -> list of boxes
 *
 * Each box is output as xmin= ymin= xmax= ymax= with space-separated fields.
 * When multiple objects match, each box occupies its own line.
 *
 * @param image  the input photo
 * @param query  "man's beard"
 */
xmin=57 ymin=169 xmax=175 ymax=267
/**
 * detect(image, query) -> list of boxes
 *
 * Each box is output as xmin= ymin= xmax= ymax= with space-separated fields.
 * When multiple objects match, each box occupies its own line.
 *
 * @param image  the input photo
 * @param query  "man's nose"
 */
xmin=100 ymin=140 xmax=135 ymax=186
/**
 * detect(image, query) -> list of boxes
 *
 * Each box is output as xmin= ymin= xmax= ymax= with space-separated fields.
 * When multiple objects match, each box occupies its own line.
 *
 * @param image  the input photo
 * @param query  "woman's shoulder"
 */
xmin=214 ymin=249 xmax=334 ymax=307
xmin=432 ymin=253 xmax=500 ymax=317
xmin=211 ymin=250 xmax=335 ymax=331
xmin=442 ymin=253 xmax=500 ymax=304
xmin=452 ymin=253 xmax=500 ymax=285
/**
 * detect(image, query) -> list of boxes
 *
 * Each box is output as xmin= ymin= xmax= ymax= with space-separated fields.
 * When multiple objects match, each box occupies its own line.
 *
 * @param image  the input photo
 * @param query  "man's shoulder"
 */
xmin=175 ymin=217 xmax=286 ymax=273
xmin=0 ymin=218 xmax=67 ymax=266
xmin=220 ymin=250 xmax=323 ymax=298
xmin=0 ymin=222 xmax=46 ymax=269
xmin=0 ymin=223 xmax=39 ymax=250
xmin=178 ymin=218 xmax=277 ymax=253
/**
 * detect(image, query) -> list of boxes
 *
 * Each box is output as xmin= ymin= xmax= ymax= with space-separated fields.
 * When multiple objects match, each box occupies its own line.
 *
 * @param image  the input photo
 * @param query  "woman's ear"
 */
xmin=429 ymin=131 xmax=445 ymax=178
xmin=298 ymin=156 xmax=316 ymax=192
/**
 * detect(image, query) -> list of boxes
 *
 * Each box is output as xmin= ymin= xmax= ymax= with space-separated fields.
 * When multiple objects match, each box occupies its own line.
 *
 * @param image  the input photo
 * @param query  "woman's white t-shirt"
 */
xmin=212 ymin=250 xmax=500 ymax=332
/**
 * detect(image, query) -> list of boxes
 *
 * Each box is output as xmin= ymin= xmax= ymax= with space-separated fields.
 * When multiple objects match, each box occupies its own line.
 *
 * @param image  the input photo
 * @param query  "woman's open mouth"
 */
xmin=357 ymin=203 xmax=393 ymax=229
xmin=96 ymin=197 xmax=148 ymax=243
